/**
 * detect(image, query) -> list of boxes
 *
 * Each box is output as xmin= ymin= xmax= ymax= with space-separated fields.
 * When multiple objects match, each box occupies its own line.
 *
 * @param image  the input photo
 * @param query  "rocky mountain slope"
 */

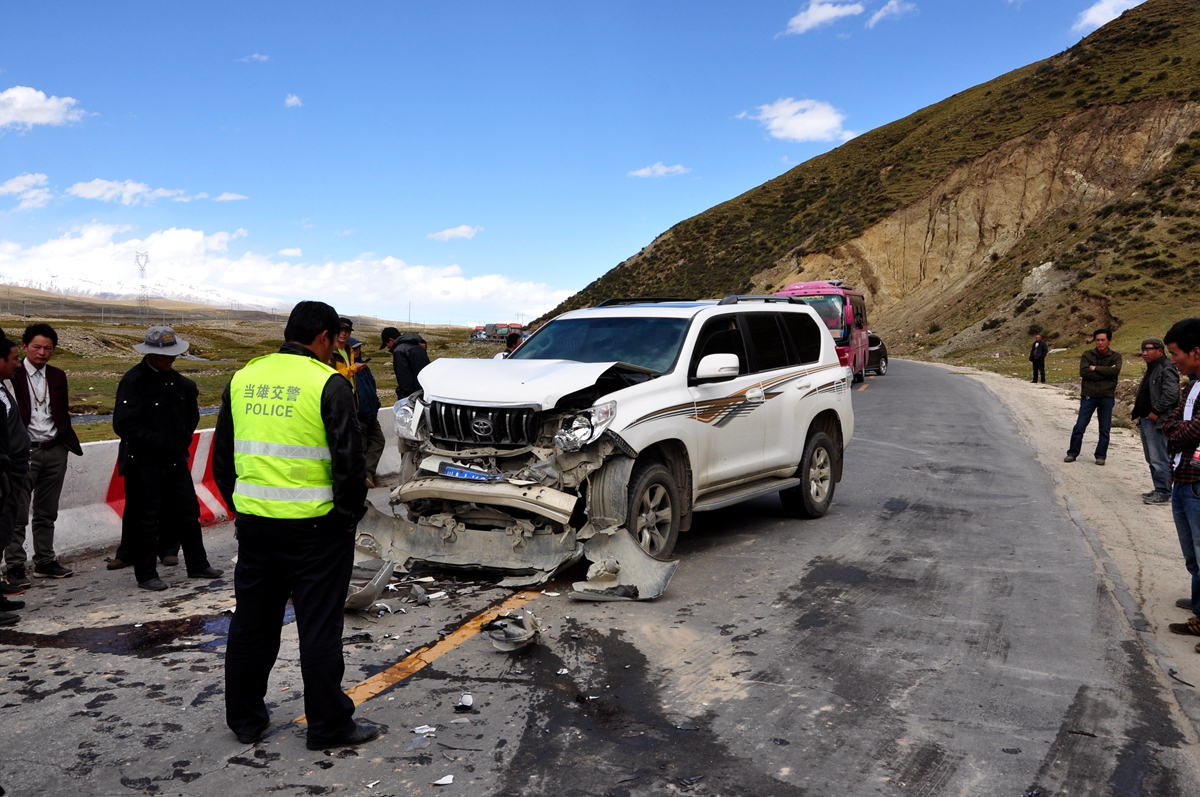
xmin=543 ymin=0 xmax=1200 ymax=357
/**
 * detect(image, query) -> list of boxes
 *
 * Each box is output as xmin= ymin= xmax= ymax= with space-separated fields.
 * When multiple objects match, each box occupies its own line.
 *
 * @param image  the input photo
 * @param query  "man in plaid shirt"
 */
xmin=1162 ymin=318 xmax=1200 ymax=646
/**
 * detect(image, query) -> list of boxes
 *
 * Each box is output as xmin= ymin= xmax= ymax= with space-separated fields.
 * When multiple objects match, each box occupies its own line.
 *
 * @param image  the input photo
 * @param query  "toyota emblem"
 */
xmin=471 ymin=418 xmax=494 ymax=437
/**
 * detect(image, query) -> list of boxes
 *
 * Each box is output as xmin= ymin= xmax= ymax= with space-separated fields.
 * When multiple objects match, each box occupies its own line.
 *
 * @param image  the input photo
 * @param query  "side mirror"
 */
xmin=695 ymin=353 xmax=740 ymax=381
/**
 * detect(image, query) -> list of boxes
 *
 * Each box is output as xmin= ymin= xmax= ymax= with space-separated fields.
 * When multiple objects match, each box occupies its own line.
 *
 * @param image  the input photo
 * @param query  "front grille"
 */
xmin=428 ymin=401 xmax=540 ymax=450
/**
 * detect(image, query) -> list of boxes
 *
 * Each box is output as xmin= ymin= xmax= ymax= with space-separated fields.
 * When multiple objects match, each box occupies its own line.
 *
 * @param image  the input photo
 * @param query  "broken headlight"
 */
xmin=554 ymin=400 xmax=616 ymax=452
xmin=393 ymin=397 xmax=425 ymax=442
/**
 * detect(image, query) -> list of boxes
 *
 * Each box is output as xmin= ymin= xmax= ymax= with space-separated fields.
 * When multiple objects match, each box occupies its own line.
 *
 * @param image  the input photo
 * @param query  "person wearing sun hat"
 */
xmin=111 ymin=326 xmax=223 ymax=591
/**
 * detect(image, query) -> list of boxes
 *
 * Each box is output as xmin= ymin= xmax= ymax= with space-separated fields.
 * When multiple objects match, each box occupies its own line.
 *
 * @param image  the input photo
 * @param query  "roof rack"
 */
xmin=595 ymin=297 xmax=696 ymax=307
xmin=716 ymin=295 xmax=802 ymax=305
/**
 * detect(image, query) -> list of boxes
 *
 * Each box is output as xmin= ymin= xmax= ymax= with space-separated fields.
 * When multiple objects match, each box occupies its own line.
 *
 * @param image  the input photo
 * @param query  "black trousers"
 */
xmin=124 ymin=460 xmax=211 ymax=584
xmin=1032 ymin=358 xmax=1046 ymax=383
xmin=224 ymin=518 xmax=356 ymax=744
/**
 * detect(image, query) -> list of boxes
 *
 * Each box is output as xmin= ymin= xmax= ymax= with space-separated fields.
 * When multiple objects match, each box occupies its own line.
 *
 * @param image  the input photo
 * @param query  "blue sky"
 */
xmin=0 ymin=0 xmax=1144 ymax=325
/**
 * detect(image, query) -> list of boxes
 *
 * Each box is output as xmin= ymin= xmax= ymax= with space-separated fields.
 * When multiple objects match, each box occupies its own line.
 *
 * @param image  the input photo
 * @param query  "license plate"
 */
xmin=439 ymin=464 xmax=501 ymax=482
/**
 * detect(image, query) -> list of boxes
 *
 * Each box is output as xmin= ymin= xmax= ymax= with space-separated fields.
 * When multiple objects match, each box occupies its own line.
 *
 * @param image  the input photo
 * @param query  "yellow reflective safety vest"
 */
xmin=230 ymin=352 xmax=337 ymax=519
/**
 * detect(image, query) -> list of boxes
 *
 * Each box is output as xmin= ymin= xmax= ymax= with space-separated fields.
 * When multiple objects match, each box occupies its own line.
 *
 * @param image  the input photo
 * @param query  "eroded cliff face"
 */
xmin=753 ymin=100 xmax=1200 ymax=335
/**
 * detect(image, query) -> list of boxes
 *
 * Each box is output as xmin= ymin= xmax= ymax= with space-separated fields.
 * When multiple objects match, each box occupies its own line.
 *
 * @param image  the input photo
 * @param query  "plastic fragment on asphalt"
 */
xmin=455 ymin=693 xmax=473 ymax=711
xmin=432 ymin=775 xmax=454 ymax=785
xmin=367 ymin=780 xmax=380 ymax=788
xmin=481 ymin=609 xmax=544 ymax=652
xmin=557 ymin=668 xmax=569 ymax=675
xmin=412 ymin=725 xmax=437 ymax=734
xmin=542 ymin=591 xmax=560 ymax=596
xmin=450 ymin=718 xmax=470 ymax=724
xmin=405 ymin=737 xmax=432 ymax=752
xmin=371 ymin=602 xmax=393 ymax=614
xmin=134 ymin=623 xmax=143 ymax=628
xmin=428 ymin=591 xmax=447 ymax=600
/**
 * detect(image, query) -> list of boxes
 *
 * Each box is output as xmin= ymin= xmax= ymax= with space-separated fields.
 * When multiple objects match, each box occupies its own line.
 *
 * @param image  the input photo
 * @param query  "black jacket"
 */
xmin=213 ymin=343 xmax=367 ymax=528
xmin=0 ymin=384 xmax=28 ymax=506
xmin=1132 ymin=355 xmax=1181 ymax=427
xmin=1029 ymin=340 xmax=1049 ymax=361
xmin=354 ymin=357 xmax=381 ymax=423
xmin=113 ymin=357 xmax=200 ymax=474
xmin=391 ymin=333 xmax=430 ymax=398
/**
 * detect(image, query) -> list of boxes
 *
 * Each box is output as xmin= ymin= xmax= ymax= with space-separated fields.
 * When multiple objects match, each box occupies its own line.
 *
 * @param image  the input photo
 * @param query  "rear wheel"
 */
xmin=626 ymin=462 xmax=681 ymax=560
xmin=876 ymin=356 xmax=888 ymax=376
xmin=780 ymin=432 xmax=836 ymax=519
xmin=852 ymin=368 xmax=864 ymax=383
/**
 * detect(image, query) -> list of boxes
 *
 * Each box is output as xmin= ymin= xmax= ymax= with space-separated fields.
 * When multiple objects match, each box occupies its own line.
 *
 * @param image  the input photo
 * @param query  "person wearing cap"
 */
xmin=213 ymin=300 xmax=377 ymax=751
xmin=111 ymin=327 xmax=224 ymax=590
xmin=349 ymin=338 xmax=384 ymax=486
xmin=1132 ymin=336 xmax=1181 ymax=505
xmin=3 ymin=323 xmax=83 ymax=587
xmin=332 ymin=318 xmax=359 ymax=392
xmin=388 ymin=331 xmax=430 ymax=399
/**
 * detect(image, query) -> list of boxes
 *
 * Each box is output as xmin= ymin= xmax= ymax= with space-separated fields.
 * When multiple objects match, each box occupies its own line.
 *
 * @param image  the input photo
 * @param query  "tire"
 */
xmin=780 ymin=432 xmax=837 ymax=519
xmin=852 ymin=368 xmax=864 ymax=383
xmin=626 ymin=462 xmax=681 ymax=560
xmin=876 ymin=356 xmax=888 ymax=376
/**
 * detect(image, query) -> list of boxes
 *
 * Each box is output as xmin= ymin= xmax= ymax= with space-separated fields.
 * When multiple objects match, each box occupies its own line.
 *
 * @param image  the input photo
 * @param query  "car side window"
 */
xmin=781 ymin=312 xmax=823 ymax=365
xmin=690 ymin=316 xmax=748 ymax=377
xmin=745 ymin=313 xmax=790 ymax=373
xmin=850 ymin=297 xmax=867 ymax=329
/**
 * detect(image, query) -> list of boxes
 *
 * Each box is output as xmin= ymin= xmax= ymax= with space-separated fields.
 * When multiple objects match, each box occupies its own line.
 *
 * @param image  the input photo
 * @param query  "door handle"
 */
xmin=747 ymin=387 xmax=765 ymax=402
xmin=794 ymin=382 xmax=812 ymax=391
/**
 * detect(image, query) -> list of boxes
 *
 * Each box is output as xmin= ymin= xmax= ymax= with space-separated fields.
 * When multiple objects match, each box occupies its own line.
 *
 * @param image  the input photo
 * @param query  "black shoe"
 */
xmin=0 ymin=611 xmax=17 ymax=626
xmin=6 ymin=568 xmax=30 ymax=588
xmin=305 ymin=722 xmax=381 ymax=751
xmin=33 ymin=562 xmax=73 ymax=579
xmin=0 ymin=597 xmax=24 ymax=611
xmin=1063 ymin=455 xmax=1077 ymax=463
xmin=235 ymin=723 xmax=270 ymax=745
xmin=1144 ymin=492 xmax=1170 ymax=505
xmin=106 ymin=558 xmax=130 ymax=570
xmin=1177 ymin=598 xmax=1193 ymax=610
xmin=161 ymin=555 xmax=179 ymax=567
xmin=138 ymin=578 xmax=168 ymax=591
xmin=188 ymin=567 xmax=224 ymax=579
xmin=0 ymin=582 xmax=25 ymax=596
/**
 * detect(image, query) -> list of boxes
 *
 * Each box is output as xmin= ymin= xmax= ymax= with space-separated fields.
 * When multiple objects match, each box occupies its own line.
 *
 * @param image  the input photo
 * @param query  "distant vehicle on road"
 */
xmin=867 ymin=332 xmax=888 ymax=376
xmin=775 ymin=280 xmax=870 ymax=383
xmin=477 ymin=322 xmax=524 ymax=342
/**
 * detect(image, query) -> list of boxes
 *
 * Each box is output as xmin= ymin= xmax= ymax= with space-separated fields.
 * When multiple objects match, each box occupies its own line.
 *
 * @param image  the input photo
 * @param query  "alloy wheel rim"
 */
xmin=637 ymin=483 xmax=672 ymax=554
xmin=809 ymin=448 xmax=831 ymax=503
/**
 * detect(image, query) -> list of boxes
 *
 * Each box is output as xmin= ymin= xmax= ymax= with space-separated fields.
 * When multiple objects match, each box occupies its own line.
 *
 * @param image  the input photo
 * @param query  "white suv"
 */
xmin=371 ymin=296 xmax=853 ymax=600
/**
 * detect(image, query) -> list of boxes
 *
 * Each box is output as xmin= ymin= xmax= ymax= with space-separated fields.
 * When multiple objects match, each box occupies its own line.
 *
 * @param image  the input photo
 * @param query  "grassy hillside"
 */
xmin=541 ymin=0 xmax=1200 ymax=320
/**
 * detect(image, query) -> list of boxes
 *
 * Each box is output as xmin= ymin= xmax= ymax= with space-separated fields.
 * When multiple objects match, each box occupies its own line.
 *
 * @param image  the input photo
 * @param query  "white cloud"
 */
xmin=285 ymin=94 xmax=302 ymax=107
xmin=785 ymin=2 xmax=865 ymax=35
xmin=237 ymin=53 xmax=270 ymax=63
xmin=279 ymin=247 xmax=302 ymax=257
xmin=0 ymin=86 xmax=85 ymax=130
xmin=213 ymin=192 xmax=248 ymax=201
xmin=1072 ymin=0 xmax=1144 ymax=32
xmin=67 ymin=178 xmax=189 ymax=206
xmin=742 ymin=97 xmax=856 ymax=142
xmin=867 ymin=0 xmax=916 ymax=28
xmin=0 ymin=223 xmax=573 ymax=323
xmin=0 ymin=173 xmax=52 ymax=210
xmin=628 ymin=162 xmax=691 ymax=178
xmin=427 ymin=225 xmax=482 ymax=241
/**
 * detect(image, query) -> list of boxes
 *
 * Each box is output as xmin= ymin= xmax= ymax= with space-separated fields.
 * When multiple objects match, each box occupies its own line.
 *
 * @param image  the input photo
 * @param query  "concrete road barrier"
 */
xmin=49 ymin=405 xmax=401 ymax=559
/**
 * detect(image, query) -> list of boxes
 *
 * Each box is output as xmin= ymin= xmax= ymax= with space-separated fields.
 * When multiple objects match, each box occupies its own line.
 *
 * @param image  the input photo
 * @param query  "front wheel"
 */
xmin=626 ymin=462 xmax=681 ymax=560
xmin=876 ymin=356 xmax=888 ymax=376
xmin=780 ymin=432 xmax=837 ymax=519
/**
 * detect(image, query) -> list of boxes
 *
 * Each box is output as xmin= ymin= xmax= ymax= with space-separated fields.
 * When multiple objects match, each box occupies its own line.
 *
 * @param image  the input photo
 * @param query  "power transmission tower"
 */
xmin=135 ymin=251 xmax=150 ymax=319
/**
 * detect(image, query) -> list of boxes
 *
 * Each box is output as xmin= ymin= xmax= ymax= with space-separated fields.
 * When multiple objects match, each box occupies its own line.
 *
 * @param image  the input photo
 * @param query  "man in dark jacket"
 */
xmin=214 ymin=301 xmax=376 ymax=751
xmin=0 ymin=337 xmax=30 ymax=622
xmin=1065 ymin=328 xmax=1123 ymax=466
xmin=111 ymin=327 xmax=223 ymax=591
xmin=1132 ymin=337 xmax=1181 ymax=505
xmin=3 ymin=323 xmax=84 ymax=586
xmin=1029 ymin=333 xmax=1049 ymax=383
xmin=388 ymin=331 xmax=430 ymax=398
xmin=349 ymin=338 xmax=384 ymax=486
xmin=1160 ymin=319 xmax=1200 ymax=641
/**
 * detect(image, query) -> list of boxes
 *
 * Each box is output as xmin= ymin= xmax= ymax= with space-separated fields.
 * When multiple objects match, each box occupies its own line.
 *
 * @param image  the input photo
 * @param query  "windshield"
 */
xmin=511 ymin=316 xmax=690 ymax=373
xmin=795 ymin=295 xmax=847 ymax=340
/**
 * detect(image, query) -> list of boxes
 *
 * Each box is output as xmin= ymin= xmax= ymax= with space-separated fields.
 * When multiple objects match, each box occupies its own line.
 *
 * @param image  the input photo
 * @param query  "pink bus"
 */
xmin=774 ymin=280 xmax=871 ymax=383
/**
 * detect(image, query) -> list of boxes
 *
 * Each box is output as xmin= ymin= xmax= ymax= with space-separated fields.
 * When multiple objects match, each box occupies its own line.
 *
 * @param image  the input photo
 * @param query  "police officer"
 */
xmin=213 ymin=301 xmax=377 ymax=750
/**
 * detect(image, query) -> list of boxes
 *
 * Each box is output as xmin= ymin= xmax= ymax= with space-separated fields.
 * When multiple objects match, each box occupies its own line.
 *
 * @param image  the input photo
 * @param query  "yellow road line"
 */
xmin=295 ymin=589 xmax=540 ymax=723
xmin=857 ymin=383 xmax=868 ymax=392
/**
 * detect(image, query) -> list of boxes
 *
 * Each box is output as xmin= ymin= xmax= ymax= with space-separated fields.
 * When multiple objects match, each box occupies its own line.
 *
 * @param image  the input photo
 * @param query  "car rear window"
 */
xmin=781 ymin=312 xmax=824 ymax=364
xmin=745 ymin=314 xmax=789 ymax=372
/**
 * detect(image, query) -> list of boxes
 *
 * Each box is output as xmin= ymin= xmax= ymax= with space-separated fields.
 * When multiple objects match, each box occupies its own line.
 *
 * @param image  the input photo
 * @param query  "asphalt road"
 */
xmin=1 ymin=359 xmax=1198 ymax=796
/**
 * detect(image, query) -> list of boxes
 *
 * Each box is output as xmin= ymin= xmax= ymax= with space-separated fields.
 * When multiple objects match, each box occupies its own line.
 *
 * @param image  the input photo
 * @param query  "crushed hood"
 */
xmin=419 ymin=359 xmax=618 ymax=410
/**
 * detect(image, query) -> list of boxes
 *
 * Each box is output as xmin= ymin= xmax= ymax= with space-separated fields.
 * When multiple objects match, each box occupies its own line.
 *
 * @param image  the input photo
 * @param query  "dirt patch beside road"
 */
xmin=948 ymin=364 xmax=1200 ymax=688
